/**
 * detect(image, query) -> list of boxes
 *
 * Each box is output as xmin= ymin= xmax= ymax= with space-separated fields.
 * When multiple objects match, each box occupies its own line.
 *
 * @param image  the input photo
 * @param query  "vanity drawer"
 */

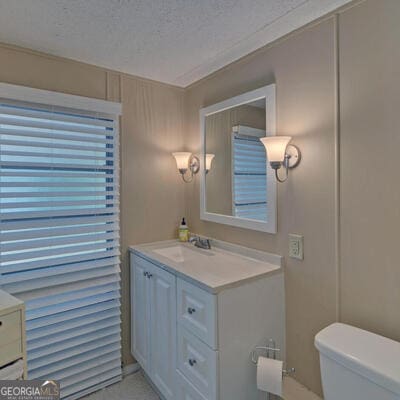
xmin=176 ymin=369 xmax=208 ymax=400
xmin=177 ymin=279 xmax=217 ymax=349
xmin=0 ymin=340 xmax=22 ymax=368
xmin=0 ymin=311 xmax=23 ymax=367
xmin=0 ymin=311 xmax=22 ymax=347
xmin=177 ymin=326 xmax=217 ymax=400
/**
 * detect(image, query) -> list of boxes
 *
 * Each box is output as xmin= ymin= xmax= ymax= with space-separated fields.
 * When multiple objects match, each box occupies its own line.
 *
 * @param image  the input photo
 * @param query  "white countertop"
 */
xmin=129 ymin=239 xmax=282 ymax=293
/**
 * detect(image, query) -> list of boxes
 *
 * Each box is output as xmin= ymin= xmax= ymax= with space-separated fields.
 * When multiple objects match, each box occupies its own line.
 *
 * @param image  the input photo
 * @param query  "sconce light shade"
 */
xmin=172 ymin=152 xmax=192 ymax=173
xmin=260 ymin=136 xmax=301 ymax=183
xmin=172 ymin=152 xmax=200 ymax=183
xmin=260 ymin=136 xmax=292 ymax=163
xmin=205 ymin=154 xmax=215 ymax=172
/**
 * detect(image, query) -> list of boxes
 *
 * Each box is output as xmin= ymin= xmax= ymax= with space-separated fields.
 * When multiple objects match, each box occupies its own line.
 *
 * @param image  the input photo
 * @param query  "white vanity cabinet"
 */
xmin=131 ymin=255 xmax=177 ymax=400
xmin=130 ymin=241 xmax=285 ymax=400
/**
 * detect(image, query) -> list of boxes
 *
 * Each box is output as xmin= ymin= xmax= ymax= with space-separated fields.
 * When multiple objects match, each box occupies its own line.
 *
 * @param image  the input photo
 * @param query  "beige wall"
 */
xmin=184 ymin=18 xmax=337 ymax=395
xmin=0 ymin=43 xmax=186 ymax=367
xmin=120 ymin=75 xmax=185 ymax=365
xmin=1 ymin=0 xmax=400 ymax=396
xmin=184 ymin=0 xmax=400 ymax=396
xmin=339 ymin=0 xmax=400 ymax=340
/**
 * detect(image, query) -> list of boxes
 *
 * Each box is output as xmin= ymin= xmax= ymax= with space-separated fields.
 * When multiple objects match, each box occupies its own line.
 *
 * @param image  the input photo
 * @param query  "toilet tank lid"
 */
xmin=315 ymin=323 xmax=400 ymax=396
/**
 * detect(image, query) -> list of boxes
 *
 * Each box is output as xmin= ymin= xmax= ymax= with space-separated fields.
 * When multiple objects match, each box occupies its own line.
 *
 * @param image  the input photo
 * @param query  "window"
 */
xmin=232 ymin=125 xmax=267 ymax=221
xmin=0 ymin=84 xmax=121 ymax=398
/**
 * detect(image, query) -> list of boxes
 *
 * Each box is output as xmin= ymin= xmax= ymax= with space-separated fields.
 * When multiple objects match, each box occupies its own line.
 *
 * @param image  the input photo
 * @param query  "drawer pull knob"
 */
xmin=187 ymin=307 xmax=196 ymax=314
xmin=147 ymin=273 xmax=153 ymax=279
xmin=188 ymin=358 xmax=197 ymax=367
xmin=143 ymin=271 xmax=148 ymax=277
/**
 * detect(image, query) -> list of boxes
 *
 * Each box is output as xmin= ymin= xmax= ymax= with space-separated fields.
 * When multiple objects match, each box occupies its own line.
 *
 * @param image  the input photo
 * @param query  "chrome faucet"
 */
xmin=189 ymin=235 xmax=211 ymax=250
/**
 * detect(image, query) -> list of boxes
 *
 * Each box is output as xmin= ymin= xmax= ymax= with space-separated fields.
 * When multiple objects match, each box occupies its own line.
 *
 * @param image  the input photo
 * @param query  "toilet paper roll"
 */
xmin=257 ymin=356 xmax=283 ymax=396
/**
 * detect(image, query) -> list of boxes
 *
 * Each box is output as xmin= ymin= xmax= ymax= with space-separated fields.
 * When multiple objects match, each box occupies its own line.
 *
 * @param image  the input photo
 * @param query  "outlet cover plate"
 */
xmin=289 ymin=234 xmax=303 ymax=260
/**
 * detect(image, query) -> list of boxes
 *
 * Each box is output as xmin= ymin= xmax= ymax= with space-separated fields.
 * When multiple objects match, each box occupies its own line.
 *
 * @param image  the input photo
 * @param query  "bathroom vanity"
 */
xmin=130 ymin=239 xmax=285 ymax=400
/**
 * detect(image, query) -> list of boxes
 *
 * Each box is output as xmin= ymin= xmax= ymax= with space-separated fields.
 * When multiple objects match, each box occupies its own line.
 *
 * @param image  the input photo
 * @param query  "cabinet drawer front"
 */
xmin=177 ymin=279 xmax=217 ymax=349
xmin=176 ymin=370 xmax=208 ymax=400
xmin=0 ymin=339 xmax=22 ymax=368
xmin=177 ymin=327 xmax=217 ymax=400
xmin=0 ymin=311 xmax=22 ymax=347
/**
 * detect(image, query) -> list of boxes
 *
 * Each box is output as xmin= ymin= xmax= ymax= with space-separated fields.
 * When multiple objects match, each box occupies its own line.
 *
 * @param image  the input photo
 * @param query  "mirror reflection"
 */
xmin=205 ymin=98 xmax=267 ymax=221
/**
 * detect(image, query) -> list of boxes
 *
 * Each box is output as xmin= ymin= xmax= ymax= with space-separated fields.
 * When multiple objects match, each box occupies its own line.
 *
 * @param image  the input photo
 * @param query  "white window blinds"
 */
xmin=0 ymin=88 xmax=121 ymax=400
xmin=232 ymin=126 xmax=267 ymax=221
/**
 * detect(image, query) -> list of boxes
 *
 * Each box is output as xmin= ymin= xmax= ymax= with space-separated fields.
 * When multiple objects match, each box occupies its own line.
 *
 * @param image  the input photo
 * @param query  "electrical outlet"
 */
xmin=289 ymin=234 xmax=303 ymax=260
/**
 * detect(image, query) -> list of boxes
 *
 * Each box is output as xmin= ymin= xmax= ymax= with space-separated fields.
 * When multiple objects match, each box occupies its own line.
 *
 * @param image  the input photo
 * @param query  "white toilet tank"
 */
xmin=315 ymin=323 xmax=400 ymax=400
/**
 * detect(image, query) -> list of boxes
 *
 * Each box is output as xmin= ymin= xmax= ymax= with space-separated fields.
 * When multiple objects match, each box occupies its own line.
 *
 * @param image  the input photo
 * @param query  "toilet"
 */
xmin=315 ymin=323 xmax=400 ymax=400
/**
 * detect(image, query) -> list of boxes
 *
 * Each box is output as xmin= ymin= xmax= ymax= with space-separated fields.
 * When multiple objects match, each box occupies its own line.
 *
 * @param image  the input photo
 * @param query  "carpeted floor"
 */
xmin=82 ymin=372 xmax=160 ymax=400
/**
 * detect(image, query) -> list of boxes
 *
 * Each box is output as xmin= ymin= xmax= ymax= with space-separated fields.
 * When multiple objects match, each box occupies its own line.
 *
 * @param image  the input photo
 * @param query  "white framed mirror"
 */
xmin=199 ymin=84 xmax=277 ymax=233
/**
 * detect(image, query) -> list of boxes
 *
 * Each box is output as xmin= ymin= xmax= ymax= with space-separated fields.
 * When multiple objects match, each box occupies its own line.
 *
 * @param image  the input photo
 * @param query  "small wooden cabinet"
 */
xmin=0 ymin=290 xmax=27 ymax=379
xmin=131 ymin=249 xmax=284 ymax=400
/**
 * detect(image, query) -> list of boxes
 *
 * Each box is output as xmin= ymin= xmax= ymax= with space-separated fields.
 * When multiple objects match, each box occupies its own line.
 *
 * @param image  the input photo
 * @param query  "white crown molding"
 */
xmin=174 ymin=0 xmax=352 ymax=87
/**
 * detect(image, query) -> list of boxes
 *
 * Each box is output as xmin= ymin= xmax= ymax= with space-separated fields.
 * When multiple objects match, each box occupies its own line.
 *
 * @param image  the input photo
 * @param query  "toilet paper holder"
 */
xmin=251 ymin=339 xmax=295 ymax=376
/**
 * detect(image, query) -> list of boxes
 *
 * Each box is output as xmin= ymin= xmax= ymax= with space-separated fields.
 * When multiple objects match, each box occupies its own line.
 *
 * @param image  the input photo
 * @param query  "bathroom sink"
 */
xmin=131 ymin=240 xmax=282 ymax=293
xmin=153 ymin=246 xmax=185 ymax=262
xmin=153 ymin=244 xmax=215 ymax=263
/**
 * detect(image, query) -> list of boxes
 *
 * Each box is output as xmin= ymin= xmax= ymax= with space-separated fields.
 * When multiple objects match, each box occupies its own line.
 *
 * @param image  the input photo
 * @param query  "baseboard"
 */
xmin=65 ymin=376 xmax=122 ymax=400
xmin=120 ymin=364 xmax=321 ymax=400
xmin=283 ymin=377 xmax=322 ymax=400
xmin=122 ymin=362 xmax=140 ymax=377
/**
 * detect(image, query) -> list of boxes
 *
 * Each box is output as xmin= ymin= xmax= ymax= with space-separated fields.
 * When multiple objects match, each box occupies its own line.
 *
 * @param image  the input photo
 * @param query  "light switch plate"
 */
xmin=289 ymin=234 xmax=303 ymax=260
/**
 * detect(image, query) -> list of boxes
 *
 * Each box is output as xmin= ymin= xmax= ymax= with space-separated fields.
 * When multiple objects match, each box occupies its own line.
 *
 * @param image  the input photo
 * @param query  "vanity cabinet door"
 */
xmin=148 ymin=263 xmax=177 ymax=400
xmin=131 ymin=255 xmax=151 ymax=374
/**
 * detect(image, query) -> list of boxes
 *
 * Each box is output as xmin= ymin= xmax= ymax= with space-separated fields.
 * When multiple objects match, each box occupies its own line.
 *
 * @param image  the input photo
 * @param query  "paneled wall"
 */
xmin=183 ymin=0 xmax=400 ymax=395
xmin=184 ymin=18 xmax=337 ymax=394
xmin=120 ymin=76 xmax=185 ymax=364
xmin=339 ymin=0 xmax=400 ymax=342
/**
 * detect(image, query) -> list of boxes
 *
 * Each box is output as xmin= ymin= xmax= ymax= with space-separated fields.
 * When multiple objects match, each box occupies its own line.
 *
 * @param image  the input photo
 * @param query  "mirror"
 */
xmin=200 ymin=84 xmax=277 ymax=233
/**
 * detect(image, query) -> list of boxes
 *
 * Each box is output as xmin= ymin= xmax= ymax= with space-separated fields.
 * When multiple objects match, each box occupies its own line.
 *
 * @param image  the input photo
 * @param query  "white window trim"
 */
xmin=0 ymin=86 xmax=122 ymax=397
xmin=199 ymin=84 xmax=277 ymax=234
xmin=0 ymin=82 xmax=122 ymax=115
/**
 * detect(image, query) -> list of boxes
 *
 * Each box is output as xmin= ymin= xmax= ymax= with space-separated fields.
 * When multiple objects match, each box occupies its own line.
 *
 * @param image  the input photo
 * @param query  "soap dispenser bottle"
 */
xmin=179 ymin=218 xmax=189 ymax=242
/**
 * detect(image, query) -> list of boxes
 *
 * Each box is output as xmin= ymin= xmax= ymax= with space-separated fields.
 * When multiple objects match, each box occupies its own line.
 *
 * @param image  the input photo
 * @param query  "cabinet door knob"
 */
xmin=143 ymin=271 xmax=148 ymax=277
xmin=147 ymin=273 xmax=153 ymax=279
xmin=188 ymin=358 xmax=197 ymax=367
xmin=187 ymin=307 xmax=196 ymax=314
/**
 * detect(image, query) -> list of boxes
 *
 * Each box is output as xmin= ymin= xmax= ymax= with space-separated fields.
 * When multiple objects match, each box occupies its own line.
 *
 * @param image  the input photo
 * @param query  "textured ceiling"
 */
xmin=0 ymin=0 xmax=351 ymax=87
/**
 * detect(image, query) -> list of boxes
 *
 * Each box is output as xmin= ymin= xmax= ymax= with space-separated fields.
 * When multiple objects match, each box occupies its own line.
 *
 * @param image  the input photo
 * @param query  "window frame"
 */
xmin=0 ymin=82 xmax=122 ymax=398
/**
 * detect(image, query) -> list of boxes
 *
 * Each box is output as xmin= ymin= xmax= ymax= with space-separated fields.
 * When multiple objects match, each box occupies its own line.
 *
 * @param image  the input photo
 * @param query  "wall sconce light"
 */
xmin=205 ymin=154 xmax=215 ymax=174
xmin=260 ymin=136 xmax=301 ymax=183
xmin=172 ymin=152 xmax=200 ymax=183
xmin=172 ymin=152 xmax=215 ymax=182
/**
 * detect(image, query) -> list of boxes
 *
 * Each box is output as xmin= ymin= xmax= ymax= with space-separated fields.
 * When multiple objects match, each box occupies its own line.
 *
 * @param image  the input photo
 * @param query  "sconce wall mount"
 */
xmin=260 ymin=136 xmax=301 ymax=183
xmin=172 ymin=152 xmax=200 ymax=183
xmin=172 ymin=152 xmax=214 ymax=183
